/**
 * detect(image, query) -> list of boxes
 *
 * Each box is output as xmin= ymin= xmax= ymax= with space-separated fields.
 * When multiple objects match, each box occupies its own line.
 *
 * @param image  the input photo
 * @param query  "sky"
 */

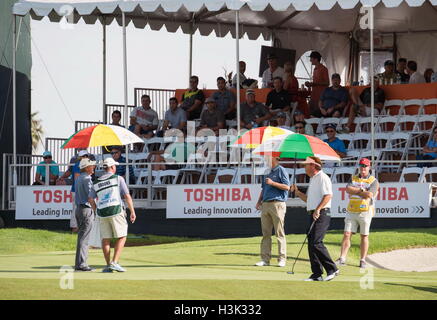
xmin=30 ymin=18 xmax=275 ymax=153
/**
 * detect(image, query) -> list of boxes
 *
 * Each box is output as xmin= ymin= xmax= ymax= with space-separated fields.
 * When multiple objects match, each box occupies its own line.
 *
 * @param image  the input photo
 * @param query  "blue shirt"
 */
xmin=324 ymin=137 xmax=347 ymax=155
xmin=36 ymin=160 xmax=60 ymax=178
xmin=74 ymin=172 xmax=93 ymax=206
xmin=71 ymin=161 xmax=81 ymax=193
xmin=425 ymin=140 xmax=437 ymax=158
xmin=116 ymin=156 xmax=136 ymax=183
xmin=320 ymin=86 xmax=349 ymax=110
xmin=261 ymin=165 xmax=290 ymax=202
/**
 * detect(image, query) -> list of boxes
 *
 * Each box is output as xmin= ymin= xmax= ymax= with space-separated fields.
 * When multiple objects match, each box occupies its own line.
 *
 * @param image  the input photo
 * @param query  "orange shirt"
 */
xmin=284 ymin=74 xmax=299 ymax=102
xmin=311 ymin=64 xmax=329 ymax=104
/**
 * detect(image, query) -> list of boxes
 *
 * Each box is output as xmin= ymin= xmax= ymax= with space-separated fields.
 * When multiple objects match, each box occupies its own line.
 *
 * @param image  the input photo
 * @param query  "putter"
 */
xmin=287 ymin=219 xmax=316 ymax=275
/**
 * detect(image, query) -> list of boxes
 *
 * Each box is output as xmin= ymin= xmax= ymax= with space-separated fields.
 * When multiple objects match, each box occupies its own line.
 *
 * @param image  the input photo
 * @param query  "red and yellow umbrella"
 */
xmin=61 ymin=124 xmax=143 ymax=149
xmin=253 ymin=133 xmax=340 ymax=161
xmin=231 ymin=126 xmax=293 ymax=149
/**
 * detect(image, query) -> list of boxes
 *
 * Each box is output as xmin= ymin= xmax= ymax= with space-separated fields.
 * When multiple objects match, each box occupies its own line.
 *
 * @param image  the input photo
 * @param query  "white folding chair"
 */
xmin=399 ymin=167 xmax=424 ymax=182
xmin=344 ymin=150 xmax=361 ymax=167
xmin=306 ymin=118 xmax=322 ymax=134
xmin=332 ymin=167 xmax=356 ymax=183
xmin=376 ymin=116 xmax=398 ymax=133
xmin=351 ymin=133 xmax=371 ymax=150
xmin=423 ymin=98 xmax=437 ymax=115
xmin=373 ymin=132 xmax=392 ymax=151
xmin=152 ymin=169 xmax=180 ymax=199
xmin=323 ymin=167 xmax=335 ymax=180
xmin=234 ymin=167 xmax=253 ymax=184
xmin=355 ymin=117 xmax=374 ymax=133
xmin=403 ymin=99 xmax=424 ymax=115
xmin=415 ymin=115 xmax=437 ymax=132
xmin=423 ymin=167 xmax=437 ymax=182
xmin=320 ymin=117 xmax=341 ymax=133
xmin=383 ymin=99 xmax=404 ymax=116
xmin=213 ymin=168 xmax=237 ymax=184
xmin=294 ymin=167 xmax=309 ymax=184
xmin=396 ymin=115 xmax=418 ymax=132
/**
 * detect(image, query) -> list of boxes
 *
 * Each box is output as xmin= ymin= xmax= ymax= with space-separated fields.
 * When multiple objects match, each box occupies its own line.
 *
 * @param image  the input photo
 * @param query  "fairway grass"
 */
xmin=0 ymin=228 xmax=436 ymax=300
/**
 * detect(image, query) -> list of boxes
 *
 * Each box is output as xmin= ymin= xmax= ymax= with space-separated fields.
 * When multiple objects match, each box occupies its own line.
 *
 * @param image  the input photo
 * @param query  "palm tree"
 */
xmin=31 ymin=111 xmax=44 ymax=152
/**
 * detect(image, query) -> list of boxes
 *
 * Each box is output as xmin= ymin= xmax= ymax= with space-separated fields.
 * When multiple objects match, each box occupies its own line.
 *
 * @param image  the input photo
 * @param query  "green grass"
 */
xmin=0 ymin=228 xmax=436 ymax=300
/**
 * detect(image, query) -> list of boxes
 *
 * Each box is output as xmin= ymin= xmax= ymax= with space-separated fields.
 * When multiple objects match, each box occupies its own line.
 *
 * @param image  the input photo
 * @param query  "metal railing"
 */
xmin=4 ymin=158 xmax=437 ymax=210
xmin=134 ymin=88 xmax=175 ymax=120
xmin=104 ymin=104 xmax=135 ymax=125
xmin=75 ymin=120 xmax=103 ymax=132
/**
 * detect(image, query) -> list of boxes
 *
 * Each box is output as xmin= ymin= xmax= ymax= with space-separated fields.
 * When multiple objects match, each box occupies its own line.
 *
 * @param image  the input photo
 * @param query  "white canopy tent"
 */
xmin=10 ymin=0 xmax=437 ymax=179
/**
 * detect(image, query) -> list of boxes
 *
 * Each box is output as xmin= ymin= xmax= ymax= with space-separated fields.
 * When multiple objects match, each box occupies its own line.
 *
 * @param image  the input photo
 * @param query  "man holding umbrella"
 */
xmin=255 ymin=155 xmax=290 ymax=267
xmin=291 ymin=156 xmax=339 ymax=281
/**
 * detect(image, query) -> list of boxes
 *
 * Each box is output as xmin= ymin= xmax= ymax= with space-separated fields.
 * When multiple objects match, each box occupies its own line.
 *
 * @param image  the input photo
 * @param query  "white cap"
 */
xmin=103 ymin=158 xmax=119 ymax=168
xmin=79 ymin=158 xmax=96 ymax=169
xmin=78 ymin=150 xmax=88 ymax=157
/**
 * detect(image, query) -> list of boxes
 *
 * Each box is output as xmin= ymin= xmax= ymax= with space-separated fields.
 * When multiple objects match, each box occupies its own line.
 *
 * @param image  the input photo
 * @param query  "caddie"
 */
xmin=88 ymin=158 xmax=136 ymax=273
xmin=336 ymin=158 xmax=379 ymax=269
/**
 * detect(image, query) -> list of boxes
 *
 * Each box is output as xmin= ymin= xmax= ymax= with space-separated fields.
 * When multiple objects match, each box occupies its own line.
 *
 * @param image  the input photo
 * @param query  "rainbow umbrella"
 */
xmin=231 ymin=126 xmax=293 ymax=149
xmin=61 ymin=124 xmax=143 ymax=149
xmin=252 ymin=133 xmax=340 ymax=161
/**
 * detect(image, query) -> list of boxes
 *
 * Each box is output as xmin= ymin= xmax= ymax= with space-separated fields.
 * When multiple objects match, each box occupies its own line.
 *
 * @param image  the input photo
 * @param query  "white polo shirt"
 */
xmin=306 ymin=170 xmax=333 ymax=211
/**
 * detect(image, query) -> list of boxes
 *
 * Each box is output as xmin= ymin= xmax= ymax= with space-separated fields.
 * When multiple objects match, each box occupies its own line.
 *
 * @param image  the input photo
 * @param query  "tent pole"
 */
xmin=12 ymin=14 xmax=17 ymax=187
xmin=235 ymin=10 xmax=241 ymax=136
xmin=188 ymin=21 xmax=193 ymax=81
xmin=103 ymin=19 xmax=107 ymax=123
xmin=370 ymin=6 xmax=375 ymax=166
xmin=122 ymin=11 xmax=130 ymax=185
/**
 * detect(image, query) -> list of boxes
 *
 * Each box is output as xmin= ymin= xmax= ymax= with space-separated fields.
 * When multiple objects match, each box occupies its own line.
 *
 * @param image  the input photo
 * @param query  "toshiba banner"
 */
xmin=16 ymin=186 xmax=73 ymax=220
xmin=167 ymin=184 xmax=262 ymax=219
xmin=331 ymin=183 xmax=432 ymax=218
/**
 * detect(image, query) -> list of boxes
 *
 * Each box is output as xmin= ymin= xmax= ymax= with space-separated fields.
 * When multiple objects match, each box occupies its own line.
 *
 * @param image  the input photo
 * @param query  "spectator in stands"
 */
xmin=292 ymin=120 xmax=307 ymax=135
xmin=34 ymin=151 xmax=60 ymax=185
xmin=162 ymin=97 xmax=187 ymax=132
xmin=275 ymin=112 xmax=291 ymax=130
xmin=424 ymin=68 xmax=434 ymax=83
xmin=283 ymin=61 xmax=299 ymax=103
xmin=305 ymin=51 xmax=329 ymax=117
xmin=432 ymin=71 xmax=437 ymax=83
xmin=291 ymin=110 xmax=315 ymax=136
xmin=316 ymin=73 xmax=349 ymax=118
xmin=266 ymin=77 xmax=291 ymax=124
xmin=240 ymin=89 xmax=272 ymax=130
xmin=212 ymin=76 xmax=236 ymax=120
xmin=262 ymin=53 xmax=284 ymax=88
xmin=130 ymin=94 xmax=159 ymax=139
xmin=199 ymin=97 xmax=225 ymax=135
xmin=377 ymin=60 xmax=396 ymax=84
xmin=180 ymin=75 xmax=205 ymax=120
xmin=228 ymin=61 xmax=246 ymax=88
xmin=110 ymin=147 xmax=136 ymax=183
xmin=324 ymin=124 xmax=347 ymax=158
xmin=396 ymin=58 xmax=410 ymax=84
xmin=416 ymin=127 xmax=437 ymax=168
xmin=407 ymin=60 xmax=426 ymax=84
xmin=110 ymin=110 xmax=124 ymax=127
xmin=345 ymin=77 xmax=385 ymax=132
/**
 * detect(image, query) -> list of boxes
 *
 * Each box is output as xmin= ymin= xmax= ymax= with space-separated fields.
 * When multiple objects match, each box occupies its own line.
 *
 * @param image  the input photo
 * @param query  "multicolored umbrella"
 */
xmin=252 ymin=133 xmax=340 ymax=161
xmin=61 ymin=124 xmax=143 ymax=149
xmin=231 ymin=126 xmax=293 ymax=149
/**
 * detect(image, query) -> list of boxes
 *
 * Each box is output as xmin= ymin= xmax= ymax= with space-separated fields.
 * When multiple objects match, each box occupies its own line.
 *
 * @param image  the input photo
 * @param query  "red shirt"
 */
xmin=311 ymin=64 xmax=329 ymax=104
xmin=284 ymin=74 xmax=299 ymax=102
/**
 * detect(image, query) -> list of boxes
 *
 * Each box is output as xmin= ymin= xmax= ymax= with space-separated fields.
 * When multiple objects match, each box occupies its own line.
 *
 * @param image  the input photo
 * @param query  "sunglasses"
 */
xmin=111 ymin=151 xmax=120 ymax=155
xmin=43 ymin=156 xmax=52 ymax=159
xmin=359 ymin=164 xmax=369 ymax=167
xmin=295 ymin=126 xmax=304 ymax=129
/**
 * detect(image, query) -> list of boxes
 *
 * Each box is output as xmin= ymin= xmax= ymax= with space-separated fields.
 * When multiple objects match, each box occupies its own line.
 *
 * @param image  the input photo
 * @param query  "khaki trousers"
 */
xmin=260 ymin=201 xmax=287 ymax=262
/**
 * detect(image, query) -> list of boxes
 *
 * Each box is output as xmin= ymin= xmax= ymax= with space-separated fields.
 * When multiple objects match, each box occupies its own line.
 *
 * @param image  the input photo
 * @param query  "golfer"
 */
xmin=336 ymin=158 xmax=379 ymax=269
xmin=255 ymin=156 xmax=290 ymax=267
xmin=74 ymin=157 xmax=96 ymax=272
xmin=88 ymin=158 xmax=136 ymax=273
xmin=291 ymin=156 xmax=338 ymax=281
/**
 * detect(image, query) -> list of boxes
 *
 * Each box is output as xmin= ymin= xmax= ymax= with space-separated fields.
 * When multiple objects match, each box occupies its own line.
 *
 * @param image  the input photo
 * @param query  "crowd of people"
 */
xmin=35 ymin=52 xmax=437 ymax=186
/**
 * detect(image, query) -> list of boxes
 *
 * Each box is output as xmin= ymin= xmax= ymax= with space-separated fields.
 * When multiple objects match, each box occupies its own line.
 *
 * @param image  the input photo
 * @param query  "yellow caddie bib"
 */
xmin=347 ymin=175 xmax=376 ymax=213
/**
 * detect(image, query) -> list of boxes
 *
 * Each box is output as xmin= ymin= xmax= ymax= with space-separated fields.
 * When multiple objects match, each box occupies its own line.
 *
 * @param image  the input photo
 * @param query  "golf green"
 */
xmin=0 ymin=228 xmax=436 ymax=300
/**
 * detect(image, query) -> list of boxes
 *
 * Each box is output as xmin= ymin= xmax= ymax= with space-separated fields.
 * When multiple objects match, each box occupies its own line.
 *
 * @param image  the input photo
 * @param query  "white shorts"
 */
xmin=100 ymin=211 xmax=128 ymax=239
xmin=344 ymin=210 xmax=373 ymax=236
